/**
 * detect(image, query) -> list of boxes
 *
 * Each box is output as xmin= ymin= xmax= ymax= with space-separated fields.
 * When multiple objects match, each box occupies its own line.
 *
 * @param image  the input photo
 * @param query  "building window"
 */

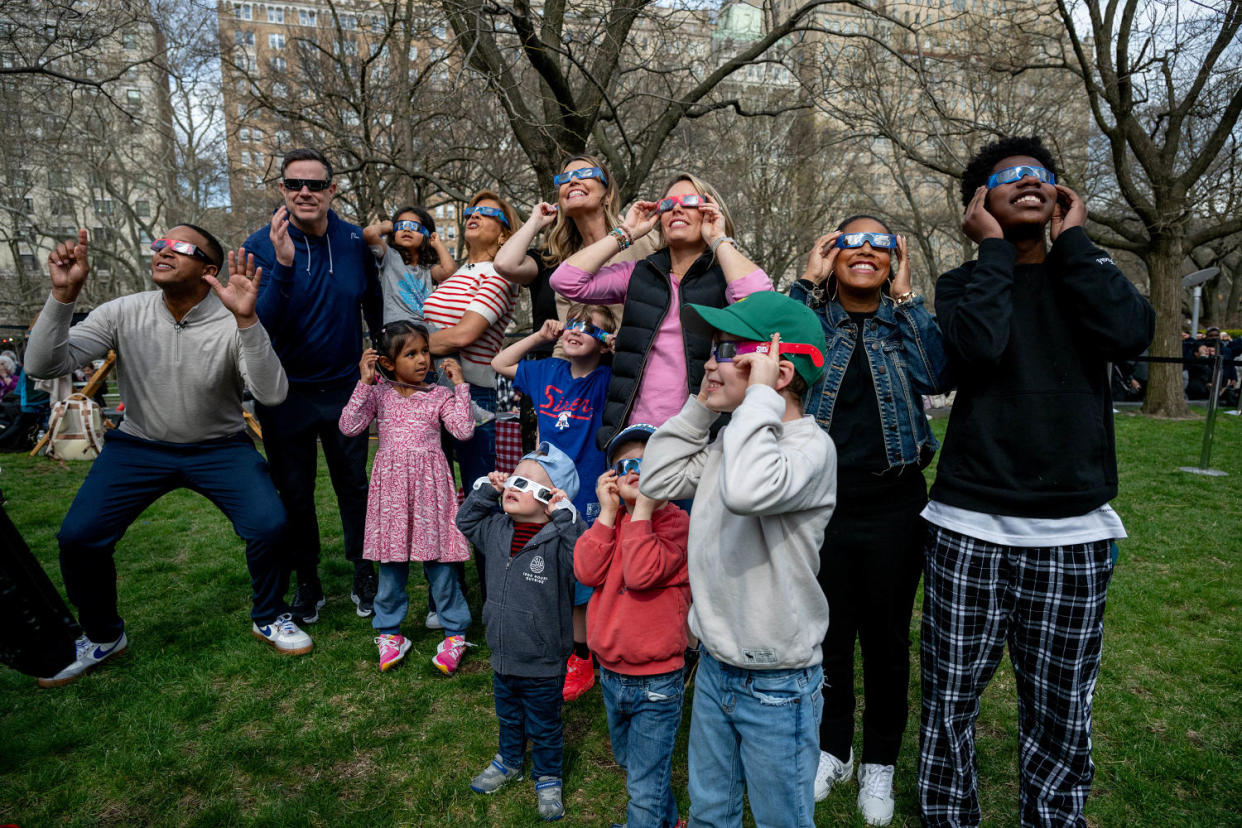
xmin=270 ymin=56 xmax=286 ymax=71
xmin=275 ymin=129 xmax=290 ymax=146
xmin=299 ymin=9 xmax=316 ymax=26
xmin=234 ymin=3 xmax=252 ymax=20
xmin=22 ymin=197 xmax=33 ymax=213
xmin=93 ymin=199 xmax=115 ymax=216
xmin=241 ymin=150 xmax=252 ymax=165
xmin=234 ymin=30 xmax=254 ymax=45
xmin=267 ymin=7 xmax=284 ymax=23
xmin=272 ymin=82 xmax=289 ymax=97
xmin=253 ymin=151 xmax=264 ymax=167
xmin=253 ymin=128 xmax=264 ymax=143
xmin=135 ymin=200 xmax=150 ymax=217
xmin=126 ymin=88 xmax=141 ymax=103
xmin=269 ymin=33 xmax=285 ymax=49
xmin=239 ymin=127 xmax=250 ymax=142
xmin=123 ymin=33 xmax=138 ymax=50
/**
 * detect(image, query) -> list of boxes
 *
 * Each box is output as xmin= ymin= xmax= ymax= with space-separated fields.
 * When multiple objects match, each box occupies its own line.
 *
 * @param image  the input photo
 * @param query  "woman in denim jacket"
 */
xmin=788 ymin=215 xmax=951 ymax=826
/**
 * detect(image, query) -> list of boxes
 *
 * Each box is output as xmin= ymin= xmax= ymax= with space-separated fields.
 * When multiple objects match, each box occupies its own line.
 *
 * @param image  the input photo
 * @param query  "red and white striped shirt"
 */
xmin=423 ymin=261 xmax=519 ymax=387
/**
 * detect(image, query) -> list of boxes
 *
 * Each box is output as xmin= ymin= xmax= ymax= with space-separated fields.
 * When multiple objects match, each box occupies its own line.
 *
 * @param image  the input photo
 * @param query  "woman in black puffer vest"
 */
xmin=550 ymin=173 xmax=773 ymax=449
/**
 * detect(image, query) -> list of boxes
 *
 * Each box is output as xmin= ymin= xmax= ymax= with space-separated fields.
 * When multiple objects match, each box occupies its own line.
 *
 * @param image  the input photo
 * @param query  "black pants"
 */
xmin=817 ymin=472 xmax=926 ymax=766
xmin=255 ymin=380 xmax=369 ymax=589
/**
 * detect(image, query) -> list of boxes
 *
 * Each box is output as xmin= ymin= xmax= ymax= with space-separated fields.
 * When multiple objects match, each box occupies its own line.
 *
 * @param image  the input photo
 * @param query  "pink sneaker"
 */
xmin=433 ymin=634 xmax=469 ymax=675
xmin=376 ymin=634 xmax=411 ymax=671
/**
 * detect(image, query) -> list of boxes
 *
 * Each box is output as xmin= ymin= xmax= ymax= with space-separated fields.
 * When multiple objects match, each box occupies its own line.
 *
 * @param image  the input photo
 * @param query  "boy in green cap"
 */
xmin=639 ymin=290 xmax=838 ymax=828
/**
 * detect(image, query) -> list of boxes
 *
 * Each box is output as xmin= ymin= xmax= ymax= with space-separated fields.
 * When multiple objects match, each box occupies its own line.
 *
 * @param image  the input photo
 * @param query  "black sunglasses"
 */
xmin=282 ymin=178 xmax=332 ymax=192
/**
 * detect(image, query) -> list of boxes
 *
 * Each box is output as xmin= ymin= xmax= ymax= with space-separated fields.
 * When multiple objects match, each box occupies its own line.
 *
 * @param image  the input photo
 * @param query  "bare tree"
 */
xmin=1053 ymin=0 xmax=1242 ymax=417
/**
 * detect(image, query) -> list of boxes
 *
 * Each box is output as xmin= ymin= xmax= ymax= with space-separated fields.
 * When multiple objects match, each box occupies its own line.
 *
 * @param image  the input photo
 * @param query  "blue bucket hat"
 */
xmin=520 ymin=441 xmax=580 ymax=502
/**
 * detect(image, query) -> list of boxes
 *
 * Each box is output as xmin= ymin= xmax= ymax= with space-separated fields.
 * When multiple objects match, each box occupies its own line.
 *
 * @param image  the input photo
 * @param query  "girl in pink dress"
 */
xmin=339 ymin=321 xmax=476 ymax=674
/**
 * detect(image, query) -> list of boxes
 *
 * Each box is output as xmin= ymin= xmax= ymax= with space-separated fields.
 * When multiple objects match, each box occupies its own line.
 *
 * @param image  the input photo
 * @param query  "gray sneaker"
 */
xmin=535 ymin=775 xmax=564 ymax=821
xmin=471 ymin=754 xmax=522 ymax=794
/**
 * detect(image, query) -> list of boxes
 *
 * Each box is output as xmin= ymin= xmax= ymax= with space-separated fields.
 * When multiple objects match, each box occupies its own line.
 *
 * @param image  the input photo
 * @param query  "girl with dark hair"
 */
xmin=789 ymin=214 xmax=951 ymax=826
xmin=338 ymin=321 xmax=477 ymax=674
xmin=363 ymin=206 xmax=457 ymax=326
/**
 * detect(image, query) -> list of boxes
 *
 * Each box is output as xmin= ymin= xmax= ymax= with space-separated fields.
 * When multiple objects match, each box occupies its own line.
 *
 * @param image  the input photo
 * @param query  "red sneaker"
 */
xmin=562 ymin=652 xmax=596 ymax=701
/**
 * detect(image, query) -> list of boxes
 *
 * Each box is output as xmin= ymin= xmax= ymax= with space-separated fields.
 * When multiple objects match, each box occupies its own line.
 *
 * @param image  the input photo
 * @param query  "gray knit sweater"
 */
xmin=26 ymin=291 xmax=287 ymax=443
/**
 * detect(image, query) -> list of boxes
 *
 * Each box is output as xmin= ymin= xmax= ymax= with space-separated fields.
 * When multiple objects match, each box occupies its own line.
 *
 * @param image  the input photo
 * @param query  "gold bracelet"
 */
xmin=894 ymin=291 xmax=918 ymax=306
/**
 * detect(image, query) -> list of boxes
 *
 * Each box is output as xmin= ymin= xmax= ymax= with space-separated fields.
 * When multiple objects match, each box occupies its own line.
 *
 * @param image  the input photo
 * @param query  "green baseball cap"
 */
xmin=683 ymin=291 xmax=827 ymax=386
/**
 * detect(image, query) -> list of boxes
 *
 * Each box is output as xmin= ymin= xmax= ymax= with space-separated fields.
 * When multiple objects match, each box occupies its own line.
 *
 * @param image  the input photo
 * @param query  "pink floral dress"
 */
xmin=338 ymin=380 xmax=475 ymax=563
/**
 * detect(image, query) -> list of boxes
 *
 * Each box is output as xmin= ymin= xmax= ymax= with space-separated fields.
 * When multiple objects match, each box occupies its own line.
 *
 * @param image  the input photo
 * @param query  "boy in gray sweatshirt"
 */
xmin=640 ymin=291 xmax=837 ymax=828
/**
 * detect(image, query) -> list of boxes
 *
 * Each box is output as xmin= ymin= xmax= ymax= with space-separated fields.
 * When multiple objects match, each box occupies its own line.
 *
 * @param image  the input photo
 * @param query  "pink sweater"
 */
xmin=550 ymin=260 xmax=772 ymax=427
xmin=573 ymin=504 xmax=691 ymax=675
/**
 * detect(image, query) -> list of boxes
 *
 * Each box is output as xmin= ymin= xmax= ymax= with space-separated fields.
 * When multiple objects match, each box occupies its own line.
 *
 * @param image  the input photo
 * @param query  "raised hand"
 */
xmin=526 ymin=202 xmax=559 ymax=230
xmin=204 ymin=247 xmax=263 ymax=327
xmin=545 ymin=488 xmax=569 ymax=515
xmin=621 ymin=201 xmax=660 ymax=240
xmin=1050 ymin=184 xmax=1087 ymax=241
xmin=49 ymin=229 xmax=90 ymax=303
xmin=441 ymin=358 xmax=465 ymax=385
xmin=891 ymin=234 xmax=912 ymax=297
xmin=699 ymin=195 xmax=728 ymax=246
xmin=802 ymin=231 xmax=841 ymax=285
xmin=486 ymin=470 xmax=508 ymax=492
xmin=538 ymin=319 xmax=563 ymax=341
xmin=270 ymin=205 xmax=295 ymax=266
xmin=595 ymin=469 xmax=621 ymax=521
xmin=359 ymin=348 xmax=380 ymax=384
xmin=734 ymin=333 xmax=783 ymax=390
xmin=962 ymin=186 xmax=1003 ymax=243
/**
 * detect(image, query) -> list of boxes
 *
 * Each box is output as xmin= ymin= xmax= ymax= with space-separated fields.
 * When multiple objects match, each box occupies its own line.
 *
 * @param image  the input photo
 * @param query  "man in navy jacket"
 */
xmin=245 ymin=148 xmax=383 ymax=623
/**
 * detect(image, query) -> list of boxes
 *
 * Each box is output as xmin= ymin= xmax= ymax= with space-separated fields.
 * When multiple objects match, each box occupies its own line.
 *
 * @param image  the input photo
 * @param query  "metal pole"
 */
xmin=1180 ymin=348 xmax=1228 ymax=476
xmin=1190 ymin=285 xmax=1202 ymax=335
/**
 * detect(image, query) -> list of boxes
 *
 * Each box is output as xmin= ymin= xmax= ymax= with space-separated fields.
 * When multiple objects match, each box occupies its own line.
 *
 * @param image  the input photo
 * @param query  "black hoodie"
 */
xmin=931 ymin=227 xmax=1155 ymax=518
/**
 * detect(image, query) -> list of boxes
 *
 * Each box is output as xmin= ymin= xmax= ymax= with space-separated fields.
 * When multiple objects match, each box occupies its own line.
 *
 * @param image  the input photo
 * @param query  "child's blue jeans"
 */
xmin=374 ymin=561 xmax=470 ymax=637
xmin=687 ymin=650 xmax=823 ymax=828
xmin=493 ymin=671 xmax=564 ymax=780
xmin=601 ymin=666 xmax=684 ymax=828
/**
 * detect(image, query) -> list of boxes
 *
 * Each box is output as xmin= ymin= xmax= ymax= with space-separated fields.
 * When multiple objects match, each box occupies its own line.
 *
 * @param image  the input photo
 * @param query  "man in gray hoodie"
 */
xmin=26 ymin=226 xmax=310 ymax=689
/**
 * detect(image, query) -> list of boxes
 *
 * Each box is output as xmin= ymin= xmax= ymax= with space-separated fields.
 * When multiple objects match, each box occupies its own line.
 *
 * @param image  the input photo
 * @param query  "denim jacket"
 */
xmin=789 ymin=279 xmax=952 ymax=469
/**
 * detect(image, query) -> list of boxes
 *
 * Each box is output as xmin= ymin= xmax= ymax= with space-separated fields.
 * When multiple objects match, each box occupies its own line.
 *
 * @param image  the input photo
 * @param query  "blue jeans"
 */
xmin=601 ymin=667 xmax=685 ymax=828
xmin=688 ymin=651 xmax=823 ymax=828
xmin=493 ymin=671 xmax=564 ymax=780
xmin=57 ymin=430 xmax=286 ymax=642
xmin=254 ymin=379 xmax=370 ymax=587
xmin=373 ymin=561 xmax=470 ymax=636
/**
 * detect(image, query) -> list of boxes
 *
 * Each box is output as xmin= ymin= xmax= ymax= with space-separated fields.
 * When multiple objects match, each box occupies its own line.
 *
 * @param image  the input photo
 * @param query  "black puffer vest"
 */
xmin=597 ymin=247 xmax=728 ymax=450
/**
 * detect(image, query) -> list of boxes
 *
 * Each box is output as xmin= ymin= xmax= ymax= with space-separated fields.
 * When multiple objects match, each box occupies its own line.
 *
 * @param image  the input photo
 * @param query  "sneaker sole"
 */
xmin=380 ymin=641 xmax=412 ymax=672
xmin=37 ymin=646 xmax=129 ymax=688
xmin=251 ymin=629 xmax=313 ymax=655
xmin=351 ymin=593 xmax=374 ymax=618
xmin=293 ymin=597 xmax=326 ymax=626
xmin=432 ymin=656 xmax=459 ymax=675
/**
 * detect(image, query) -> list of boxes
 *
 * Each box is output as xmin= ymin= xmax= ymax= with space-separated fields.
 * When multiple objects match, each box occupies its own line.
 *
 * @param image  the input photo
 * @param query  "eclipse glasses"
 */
xmin=151 ymin=237 xmax=217 ymax=265
xmin=656 ymin=194 xmax=708 ymax=214
xmin=986 ymin=165 xmax=1056 ymax=189
xmin=553 ymin=166 xmax=608 ymax=188
xmin=504 ymin=475 xmax=553 ymax=504
xmin=564 ymin=318 xmax=612 ymax=343
xmin=711 ymin=340 xmax=825 ymax=367
xmin=463 ymin=205 xmax=510 ymax=227
xmin=393 ymin=220 xmax=430 ymax=237
xmin=836 ymin=232 xmax=897 ymax=250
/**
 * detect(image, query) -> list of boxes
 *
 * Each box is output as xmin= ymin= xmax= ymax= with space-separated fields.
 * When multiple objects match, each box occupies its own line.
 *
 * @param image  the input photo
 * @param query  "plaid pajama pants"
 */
xmin=918 ymin=525 xmax=1114 ymax=828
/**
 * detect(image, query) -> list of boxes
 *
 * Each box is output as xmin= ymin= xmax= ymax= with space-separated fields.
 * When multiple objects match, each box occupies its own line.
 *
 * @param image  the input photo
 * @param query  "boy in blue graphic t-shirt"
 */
xmin=493 ymin=301 xmax=616 ymax=701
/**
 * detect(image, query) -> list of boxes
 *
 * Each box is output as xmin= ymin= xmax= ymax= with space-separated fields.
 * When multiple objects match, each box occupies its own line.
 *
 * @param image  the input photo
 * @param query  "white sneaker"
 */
xmin=857 ymin=763 xmax=896 ymax=826
xmin=252 ymin=613 xmax=313 ymax=655
xmin=38 ymin=631 xmax=128 ymax=688
xmin=814 ymin=748 xmax=853 ymax=802
xmin=425 ymin=611 xmax=443 ymax=630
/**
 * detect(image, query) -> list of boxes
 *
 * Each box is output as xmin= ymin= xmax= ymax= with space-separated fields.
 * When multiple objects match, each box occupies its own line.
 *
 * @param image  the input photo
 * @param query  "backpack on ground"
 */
xmin=45 ymin=393 xmax=105 ymax=461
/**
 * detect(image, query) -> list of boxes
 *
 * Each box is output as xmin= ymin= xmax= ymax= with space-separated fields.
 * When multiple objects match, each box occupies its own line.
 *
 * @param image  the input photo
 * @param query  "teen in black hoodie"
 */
xmin=917 ymin=137 xmax=1154 ymax=828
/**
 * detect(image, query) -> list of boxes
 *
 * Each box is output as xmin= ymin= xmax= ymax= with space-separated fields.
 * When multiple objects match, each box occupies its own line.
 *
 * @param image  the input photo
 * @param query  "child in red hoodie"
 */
xmin=573 ymin=423 xmax=691 ymax=828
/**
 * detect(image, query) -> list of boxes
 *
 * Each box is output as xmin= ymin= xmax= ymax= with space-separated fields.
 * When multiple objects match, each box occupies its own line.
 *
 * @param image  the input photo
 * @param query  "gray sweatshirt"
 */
xmin=26 ymin=291 xmax=287 ymax=444
xmin=639 ymin=386 xmax=837 ymax=670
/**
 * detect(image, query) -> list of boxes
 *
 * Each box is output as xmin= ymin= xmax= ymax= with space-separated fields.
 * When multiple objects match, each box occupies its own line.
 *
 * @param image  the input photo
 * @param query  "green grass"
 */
xmin=1 ymin=410 xmax=1240 ymax=826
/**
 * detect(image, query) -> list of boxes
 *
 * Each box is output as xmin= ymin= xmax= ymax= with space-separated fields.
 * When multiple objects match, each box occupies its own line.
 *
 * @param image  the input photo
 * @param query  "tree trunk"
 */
xmin=1142 ymin=241 xmax=1194 ymax=418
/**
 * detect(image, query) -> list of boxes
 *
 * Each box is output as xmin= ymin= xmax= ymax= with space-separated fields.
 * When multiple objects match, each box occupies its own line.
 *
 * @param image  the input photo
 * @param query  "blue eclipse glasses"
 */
xmin=836 ymin=232 xmax=897 ymax=250
xmin=986 ymin=165 xmax=1056 ymax=189
xmin=613 ymin=457 xmax=641 ymax=476
xmin=463 ymin=205 xmax=510 ymax=227
xmin=393 ymin=220 xmax=430 ymax=237
xmin=564 ymin=318 xmax=612 ymax=343
xmin=553 ymin=166 xmax=608 ymax=188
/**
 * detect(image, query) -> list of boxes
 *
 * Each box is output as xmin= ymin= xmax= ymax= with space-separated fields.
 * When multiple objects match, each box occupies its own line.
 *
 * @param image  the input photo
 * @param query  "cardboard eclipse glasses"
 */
xmin=986 ymin=165 xmax=1056 ymax=189
xmin=463 ymin=205 xmax=510 ymax=227
xmin=504 ymin=475 xmax=553 ymax=504
xmin=553 ymin=166 xmax=607 ymax=187
xmin=393 ymin=220 xmax=430 ymax=237
xmin=711 ymin=340 xmax=825 ymax=367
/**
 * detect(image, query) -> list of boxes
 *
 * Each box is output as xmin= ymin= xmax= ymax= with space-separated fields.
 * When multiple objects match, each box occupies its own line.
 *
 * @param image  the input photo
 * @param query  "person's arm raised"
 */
xmin=495 ymin=203 xmax=556 ymax=284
